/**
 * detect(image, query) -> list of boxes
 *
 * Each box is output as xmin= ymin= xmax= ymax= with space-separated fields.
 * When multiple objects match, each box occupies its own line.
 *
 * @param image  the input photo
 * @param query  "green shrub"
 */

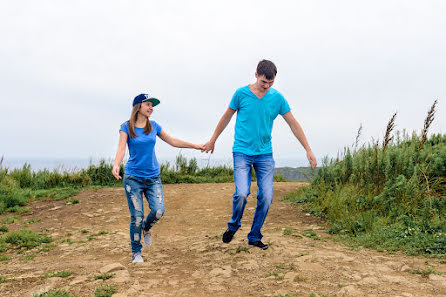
xmin=2 ymin=229 xmax=52 ymax=250
xmin=94 ymin=284 xmax=117 ymax=297
xmin=0 ymin=225 xmax=8 ymax=234
xmin=284 ymin=109 xmax=446 ymax=256
xmin=41 ymin=270 xmax=73 ymax=279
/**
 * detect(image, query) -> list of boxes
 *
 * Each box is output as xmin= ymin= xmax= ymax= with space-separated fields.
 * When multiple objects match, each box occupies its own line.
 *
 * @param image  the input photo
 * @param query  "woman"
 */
xmin=112 ymin=93 xmax=203 ymax=263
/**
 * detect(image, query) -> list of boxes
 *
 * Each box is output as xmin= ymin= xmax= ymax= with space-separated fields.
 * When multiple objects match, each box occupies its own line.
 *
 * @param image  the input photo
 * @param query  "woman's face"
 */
xmin=139 ymin=101 xmax=153 ymax=118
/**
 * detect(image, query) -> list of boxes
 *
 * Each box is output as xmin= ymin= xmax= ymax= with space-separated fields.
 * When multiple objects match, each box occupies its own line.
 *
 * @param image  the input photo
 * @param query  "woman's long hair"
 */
xmin=128 ymin=103 xmax=152 ymax=138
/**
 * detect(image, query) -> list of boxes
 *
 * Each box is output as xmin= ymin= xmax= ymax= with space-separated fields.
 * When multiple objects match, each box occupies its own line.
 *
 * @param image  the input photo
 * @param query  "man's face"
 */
xmin=255 ymin=73 xmax=275 ymax=92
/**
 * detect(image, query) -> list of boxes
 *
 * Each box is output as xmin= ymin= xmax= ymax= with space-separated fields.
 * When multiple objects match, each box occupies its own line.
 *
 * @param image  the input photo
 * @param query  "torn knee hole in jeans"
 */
xmin=131 ymin=196 xmax=142 ymax=211
xmin=155 ymin=209 xmax=163 ymax=219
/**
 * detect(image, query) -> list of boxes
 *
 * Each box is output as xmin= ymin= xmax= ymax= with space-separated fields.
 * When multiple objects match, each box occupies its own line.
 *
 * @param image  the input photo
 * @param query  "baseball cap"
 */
xmin=132 ymin=93 xmax=161 ymax=107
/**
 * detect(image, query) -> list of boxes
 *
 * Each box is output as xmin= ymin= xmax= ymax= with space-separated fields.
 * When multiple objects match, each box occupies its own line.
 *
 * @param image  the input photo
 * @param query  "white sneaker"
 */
xmin=132 ymin=253 xmax=144 ymax=263
xmin=143 ymin=230 xmax=152 ymax=247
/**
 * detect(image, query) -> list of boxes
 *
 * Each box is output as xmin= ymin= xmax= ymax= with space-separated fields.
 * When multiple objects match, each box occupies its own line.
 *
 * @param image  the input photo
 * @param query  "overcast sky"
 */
xmin=1 ymin=1 xmax=445 ymax=168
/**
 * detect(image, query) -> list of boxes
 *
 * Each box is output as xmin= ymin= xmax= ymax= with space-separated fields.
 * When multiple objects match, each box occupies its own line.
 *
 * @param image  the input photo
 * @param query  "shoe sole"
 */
xmin=249 ymin=243 xmax=269 ymax=250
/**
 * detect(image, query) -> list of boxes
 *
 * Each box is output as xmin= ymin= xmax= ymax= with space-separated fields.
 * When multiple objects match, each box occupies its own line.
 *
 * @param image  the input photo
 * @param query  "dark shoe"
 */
xmin=248 ymin=240 xmax=269 ymax=250
xmin=222 ymin=229 xmax=236 ymax=243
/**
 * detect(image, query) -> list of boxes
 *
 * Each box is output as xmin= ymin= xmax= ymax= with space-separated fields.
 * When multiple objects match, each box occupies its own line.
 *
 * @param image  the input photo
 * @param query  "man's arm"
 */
xmin=282 ymin=111 xmax=317 ymax=168
xmin=203 ymin=107 xmax=236 ymax=153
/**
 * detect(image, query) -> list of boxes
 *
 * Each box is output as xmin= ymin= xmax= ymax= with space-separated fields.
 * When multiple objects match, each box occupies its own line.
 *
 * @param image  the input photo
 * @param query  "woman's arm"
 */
xmin=158 ymin=129 xmax=204 ymax=150
xmin=112 ymin=131 xmax=128 ymax=179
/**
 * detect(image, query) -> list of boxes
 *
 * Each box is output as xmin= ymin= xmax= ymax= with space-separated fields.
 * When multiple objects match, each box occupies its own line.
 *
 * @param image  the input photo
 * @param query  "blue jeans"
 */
xmin=228 ymin=152 xmax=275 ymax=242
xmin=123 ymin=174 xmax=165 ymax=255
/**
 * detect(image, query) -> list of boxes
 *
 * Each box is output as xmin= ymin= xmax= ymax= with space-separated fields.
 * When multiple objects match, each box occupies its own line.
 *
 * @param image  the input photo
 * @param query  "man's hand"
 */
xmin=203 ymin=140 xmax=215 ymax=153
xmin=307 ymin=150 xmax=317 ymax=169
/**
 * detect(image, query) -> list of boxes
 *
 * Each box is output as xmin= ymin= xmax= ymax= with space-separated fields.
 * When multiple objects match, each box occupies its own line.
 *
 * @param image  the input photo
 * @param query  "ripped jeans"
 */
xmin=123 ymin=174 xmax=165 ymax=255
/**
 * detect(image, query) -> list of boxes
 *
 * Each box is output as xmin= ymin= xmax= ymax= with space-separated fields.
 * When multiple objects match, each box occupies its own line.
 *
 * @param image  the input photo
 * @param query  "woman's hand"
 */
xmin=195 ymin=143 xmax=205 ymax=151
xmin=112 ymin=165 xmax=122 ymax=180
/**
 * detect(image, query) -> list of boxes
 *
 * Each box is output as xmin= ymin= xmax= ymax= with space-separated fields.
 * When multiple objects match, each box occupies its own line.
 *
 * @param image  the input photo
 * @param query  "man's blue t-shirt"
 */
xmin=120 ymin=120 xmax=162 ymax=177
xmin=229 ymin=86 xmax=291 ymax=155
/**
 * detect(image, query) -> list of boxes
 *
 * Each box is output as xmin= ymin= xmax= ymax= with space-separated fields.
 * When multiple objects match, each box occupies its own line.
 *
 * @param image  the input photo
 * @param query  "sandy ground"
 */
xmin=0 ymin=182 xmax=445 ymax=297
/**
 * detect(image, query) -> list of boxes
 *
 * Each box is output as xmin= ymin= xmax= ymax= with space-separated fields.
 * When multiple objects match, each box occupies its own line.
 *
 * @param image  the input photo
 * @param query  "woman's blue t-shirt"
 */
xmin=120 ymin=120 xmax=162 ymax=178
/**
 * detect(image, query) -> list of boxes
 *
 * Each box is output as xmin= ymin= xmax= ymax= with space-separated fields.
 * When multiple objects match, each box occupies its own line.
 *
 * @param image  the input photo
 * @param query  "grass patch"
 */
xmin=94 ymin=284 xmax=117 ymax=297
xmin=0 ymin=225 xmax=8 ymax=234
xmin=276 ymin=263 xmax=295 ymax=270
xmin=60 ymin=238 xmax=75 ymax=245
xmin=283 ymin=227 xmax=294 ymax=236
xmin=93 ymin=273 xmax=115 ymax=280
xmin=24 ymin=217 xmax=42 ymax=225
xmin=41 ymin=270 xmax=73 ymax=279
xmin=2 ymin=215 xmax=21 ymax=224
xmin=20 ymin=253 xmax=36 ymax=261
xmin=0 ymin=255 xmax=10 ymax=261
xmin=8 ymin=206 xmax=31 ymax=214
xmin=31 ymin=188 xmax=82 ymax=202
xmin=236 ymin=246 xmax=249 ymax=253
xmin=1 ymin=229 xmax=52 ymax=250
xmin=410 ymin=266 xmax=442 ymax=277
xmin=302 ymin=229 xmax=321 ymax=240
xmin=65 ymin=199 xmax=79 ymax=205
xmin=266 ymin=270 xmax=284 ymax=280
xmin=33 ymin=290 xmax=75 ymax=297
xmin=36 ymin=243 xmax=57 ymax=253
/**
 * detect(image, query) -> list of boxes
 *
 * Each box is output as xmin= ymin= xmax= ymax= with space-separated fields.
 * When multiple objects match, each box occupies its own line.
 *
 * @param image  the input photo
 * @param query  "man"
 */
xmin=203 ymin=59 xmax=317 ymax=249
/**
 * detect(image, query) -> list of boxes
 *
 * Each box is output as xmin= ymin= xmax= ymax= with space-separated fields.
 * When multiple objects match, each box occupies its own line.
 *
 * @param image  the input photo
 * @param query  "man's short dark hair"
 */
xmin=256 ymin=59 xmax=277 ymax=80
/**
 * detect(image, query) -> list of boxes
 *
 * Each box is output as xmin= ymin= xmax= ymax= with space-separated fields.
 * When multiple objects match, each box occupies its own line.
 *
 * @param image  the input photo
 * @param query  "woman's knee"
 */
xmin=151 ymin=207 xmax=165 ymax=220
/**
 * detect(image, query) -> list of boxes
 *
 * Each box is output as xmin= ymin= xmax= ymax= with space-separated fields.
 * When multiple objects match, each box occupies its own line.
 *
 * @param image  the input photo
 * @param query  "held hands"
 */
xmin=202 ymin=140 xmax=215 ymax=153
xmin=112 ymin=165 xmax=122 ymax=180
xmin=307 ymin=150 xmax=317 ymax=169
xmin=194 ymin=143 xmax=205 ymax=151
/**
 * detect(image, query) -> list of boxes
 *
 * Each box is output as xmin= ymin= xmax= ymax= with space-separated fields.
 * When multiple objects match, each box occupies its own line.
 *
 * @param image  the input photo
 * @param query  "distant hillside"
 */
xmin=274 ymin=167 xmax=319 ymax=181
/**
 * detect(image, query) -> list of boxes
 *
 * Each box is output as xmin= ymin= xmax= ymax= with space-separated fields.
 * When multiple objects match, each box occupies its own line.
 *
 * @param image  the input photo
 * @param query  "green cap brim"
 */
xmin=142 ymin=98 xmax=160 ymax=107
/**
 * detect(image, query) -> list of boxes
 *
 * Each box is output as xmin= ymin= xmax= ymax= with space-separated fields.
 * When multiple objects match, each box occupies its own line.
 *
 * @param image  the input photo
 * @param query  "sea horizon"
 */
xmin=0 ymin=157 xmax=311 ymax=172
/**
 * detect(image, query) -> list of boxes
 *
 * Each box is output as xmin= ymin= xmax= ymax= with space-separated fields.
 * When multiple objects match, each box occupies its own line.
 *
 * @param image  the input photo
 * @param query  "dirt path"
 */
xmin=0 ymin=182 xmax=445 ymax=297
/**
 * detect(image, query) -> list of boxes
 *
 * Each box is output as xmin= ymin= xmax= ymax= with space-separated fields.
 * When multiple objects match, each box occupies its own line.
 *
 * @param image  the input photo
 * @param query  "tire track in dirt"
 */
xmin=0 ymin=182 xmax=445 ymax=297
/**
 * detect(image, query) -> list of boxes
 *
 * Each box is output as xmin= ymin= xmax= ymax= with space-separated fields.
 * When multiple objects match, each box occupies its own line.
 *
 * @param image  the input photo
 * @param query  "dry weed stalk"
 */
xmin=353 ymin=124 xmax=363 ymax=151
xmin=418 ymin=100 xmax=438 ymax=159
xmin=382 ymin=112 xmax=397 ymax=153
